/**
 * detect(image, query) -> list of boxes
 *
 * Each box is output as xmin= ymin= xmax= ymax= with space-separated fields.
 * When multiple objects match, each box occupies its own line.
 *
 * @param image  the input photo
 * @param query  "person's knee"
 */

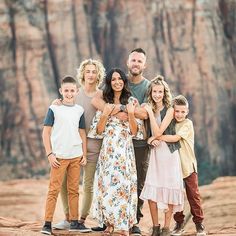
xmin=83 ymin=188 xmax=94 ymax=194
xmin=48 ymin=188 xmax=60 ymax=197
xmin=67 ymin=185 xmax=79 ymax=195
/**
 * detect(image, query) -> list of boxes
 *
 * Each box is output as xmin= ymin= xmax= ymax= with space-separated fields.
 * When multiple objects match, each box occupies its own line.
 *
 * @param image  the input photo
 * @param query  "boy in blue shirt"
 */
xmin=41 ymin=76 xmax=87 ymax=235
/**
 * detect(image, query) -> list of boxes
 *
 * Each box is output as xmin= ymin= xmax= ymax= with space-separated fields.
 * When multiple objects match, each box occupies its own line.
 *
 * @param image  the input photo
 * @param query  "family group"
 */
xmin=40 ymin=48 xmax=206 ymax=236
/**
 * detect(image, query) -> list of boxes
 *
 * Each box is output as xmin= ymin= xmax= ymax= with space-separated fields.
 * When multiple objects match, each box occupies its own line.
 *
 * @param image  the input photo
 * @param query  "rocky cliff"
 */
xmin=0 ymin=0 xmax=236 ymax=180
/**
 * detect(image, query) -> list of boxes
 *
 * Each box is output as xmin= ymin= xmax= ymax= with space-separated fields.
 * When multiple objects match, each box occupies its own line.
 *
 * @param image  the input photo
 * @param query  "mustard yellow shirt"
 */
xmin=176 ymin=119 xmax=197 ymax=178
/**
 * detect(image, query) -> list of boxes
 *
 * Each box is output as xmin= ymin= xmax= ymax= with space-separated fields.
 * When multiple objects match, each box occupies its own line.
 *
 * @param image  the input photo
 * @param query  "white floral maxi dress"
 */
xmin=93 ymin=115 xmax=137 ymax=231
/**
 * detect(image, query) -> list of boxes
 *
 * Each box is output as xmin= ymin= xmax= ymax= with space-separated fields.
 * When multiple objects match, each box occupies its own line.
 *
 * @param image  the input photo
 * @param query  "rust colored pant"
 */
xmin=44 ymin=157 xmax=81 ymax=222
xmin=174 ymin=172 xmax=204 ymax=224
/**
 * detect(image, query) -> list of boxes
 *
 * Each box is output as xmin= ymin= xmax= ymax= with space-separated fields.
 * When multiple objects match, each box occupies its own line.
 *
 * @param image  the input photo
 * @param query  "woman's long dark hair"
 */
xmin=103 ymin=68 xmax=131 ymax=105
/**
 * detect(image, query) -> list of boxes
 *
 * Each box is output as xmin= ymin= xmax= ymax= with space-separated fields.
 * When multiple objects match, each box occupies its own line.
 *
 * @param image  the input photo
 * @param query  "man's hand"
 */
xmin=115 ymin=112 xmax=128 ymax=121
xmin=79 ymin=156 xmax=87 ymax=166
xmin=48 ymin=154 xmax=61 ymax=168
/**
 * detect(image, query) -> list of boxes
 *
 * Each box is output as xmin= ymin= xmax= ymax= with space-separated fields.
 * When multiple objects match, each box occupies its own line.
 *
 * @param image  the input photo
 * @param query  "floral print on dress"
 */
xmin=93 ymin=115 xmax=138 ymax=231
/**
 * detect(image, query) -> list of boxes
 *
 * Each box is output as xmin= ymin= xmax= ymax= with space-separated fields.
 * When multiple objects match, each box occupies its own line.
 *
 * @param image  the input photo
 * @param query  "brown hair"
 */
xmin=61 ymin=75 xmax=77 ymax=86
xmin=173 ymin=95 xmax=189 ymax=108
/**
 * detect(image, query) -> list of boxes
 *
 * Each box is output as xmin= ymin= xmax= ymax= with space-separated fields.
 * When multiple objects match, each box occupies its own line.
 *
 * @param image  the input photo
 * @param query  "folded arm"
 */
xmin=158 ymin=134 xmax=181 ymax=142
xmin=146 ymin=105 xmax=174 ymax=137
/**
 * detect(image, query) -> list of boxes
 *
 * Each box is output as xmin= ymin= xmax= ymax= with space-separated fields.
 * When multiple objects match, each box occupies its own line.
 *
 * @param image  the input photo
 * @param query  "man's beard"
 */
xmin=129 ymin=68 xmax=143 ymax=76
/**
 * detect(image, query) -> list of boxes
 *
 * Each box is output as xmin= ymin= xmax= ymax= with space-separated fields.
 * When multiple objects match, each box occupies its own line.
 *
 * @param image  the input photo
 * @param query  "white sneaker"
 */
xmin=53 ymin=220 xmax=70 ymax=230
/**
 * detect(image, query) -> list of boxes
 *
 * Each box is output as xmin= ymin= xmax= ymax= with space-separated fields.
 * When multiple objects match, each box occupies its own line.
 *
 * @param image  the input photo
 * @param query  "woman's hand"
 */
xmin=126 ymin=103 xmax=135 ymax=114
xmin=147 ymin=136 xmax=161 ymax=147
xmin=151 ymin=140 xmax=161 ymax=147
xmin=147 ymin=136 xmax=156 ymax=145
xmin=128 ymin=97 xmax=139 ymax=107
xmin=103 ymin=103 xmax=115 ymax=117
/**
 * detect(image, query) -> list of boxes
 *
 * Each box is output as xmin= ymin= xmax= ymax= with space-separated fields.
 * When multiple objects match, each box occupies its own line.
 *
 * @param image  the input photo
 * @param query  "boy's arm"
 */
xmin=91 ymin=90 xmax=105 ymax=111
xmin=42 ymin=126 xmax=53 ymax=156
xmin=42 ymin=126 xmax=60 ymax=168
xmin=158 ymin=134 xmax=181 ymax=142
xmin=79 ymin=128 xmax=87 ymax=166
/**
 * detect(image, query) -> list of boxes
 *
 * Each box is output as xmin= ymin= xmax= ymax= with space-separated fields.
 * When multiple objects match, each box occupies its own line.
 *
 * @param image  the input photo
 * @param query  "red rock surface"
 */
xmin=0 ymin=177 xmax=236 ymax=236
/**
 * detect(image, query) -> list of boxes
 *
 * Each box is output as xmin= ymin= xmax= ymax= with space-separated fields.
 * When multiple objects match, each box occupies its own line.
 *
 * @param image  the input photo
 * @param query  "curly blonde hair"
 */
xmin=147 ymin=75 xmax=172 ymax=113
xmin=76 ymin=59 xmax=105 ymax=87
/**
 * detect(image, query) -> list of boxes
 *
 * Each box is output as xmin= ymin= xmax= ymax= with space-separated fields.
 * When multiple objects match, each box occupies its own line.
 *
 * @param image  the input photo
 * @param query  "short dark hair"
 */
xmin=130 ymin=47 xmax=146 ymax=56
xmin=61 ymin=75 xmax=77 ymax=86
xmin=173 ymin=95 xmax=189 ymax=108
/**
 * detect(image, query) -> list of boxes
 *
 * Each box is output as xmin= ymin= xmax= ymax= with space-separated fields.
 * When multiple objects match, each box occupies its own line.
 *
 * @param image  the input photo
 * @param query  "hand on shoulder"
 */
xmin=166 ymin=107 xmax=174 ymax=116
xmin=94 ymin=89 xmax=103 ymax=98
xmin=51 ymin=98 xmax=62 ymax=106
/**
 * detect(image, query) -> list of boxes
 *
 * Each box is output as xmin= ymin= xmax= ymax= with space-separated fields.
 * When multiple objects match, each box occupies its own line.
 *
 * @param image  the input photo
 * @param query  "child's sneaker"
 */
xmin=53 ymin=220 xmax=70 ymax=229
xmin=195 ymin=223 xmax=206 ymax=236
xmin=41 ymin=222 xmax=52 ymax=235
xmin=171 ymin=222 xmax=185 ymax=236
xmin=69 ymin=220 xmax=92 ymax=233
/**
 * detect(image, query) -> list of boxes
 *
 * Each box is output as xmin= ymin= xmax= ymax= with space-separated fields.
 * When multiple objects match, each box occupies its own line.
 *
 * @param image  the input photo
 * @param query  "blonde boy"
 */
xmin=41 ymin=76 xmax=87 ymax=235
xmin=158 ymin=95 xmax=206 ymax=236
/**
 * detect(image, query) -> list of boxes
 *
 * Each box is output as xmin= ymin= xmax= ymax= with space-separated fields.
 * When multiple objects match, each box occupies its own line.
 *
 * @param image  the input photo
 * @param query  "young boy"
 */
xmin=41 ymin=76 xmax=87 ymax=235
xmin=158 ymin=95 xmax=206 ymax=236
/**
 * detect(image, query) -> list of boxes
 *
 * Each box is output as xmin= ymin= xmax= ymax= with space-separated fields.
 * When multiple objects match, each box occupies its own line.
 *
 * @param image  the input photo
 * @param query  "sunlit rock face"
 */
xmin=0 ymin=0 xmax=235 ymax=180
